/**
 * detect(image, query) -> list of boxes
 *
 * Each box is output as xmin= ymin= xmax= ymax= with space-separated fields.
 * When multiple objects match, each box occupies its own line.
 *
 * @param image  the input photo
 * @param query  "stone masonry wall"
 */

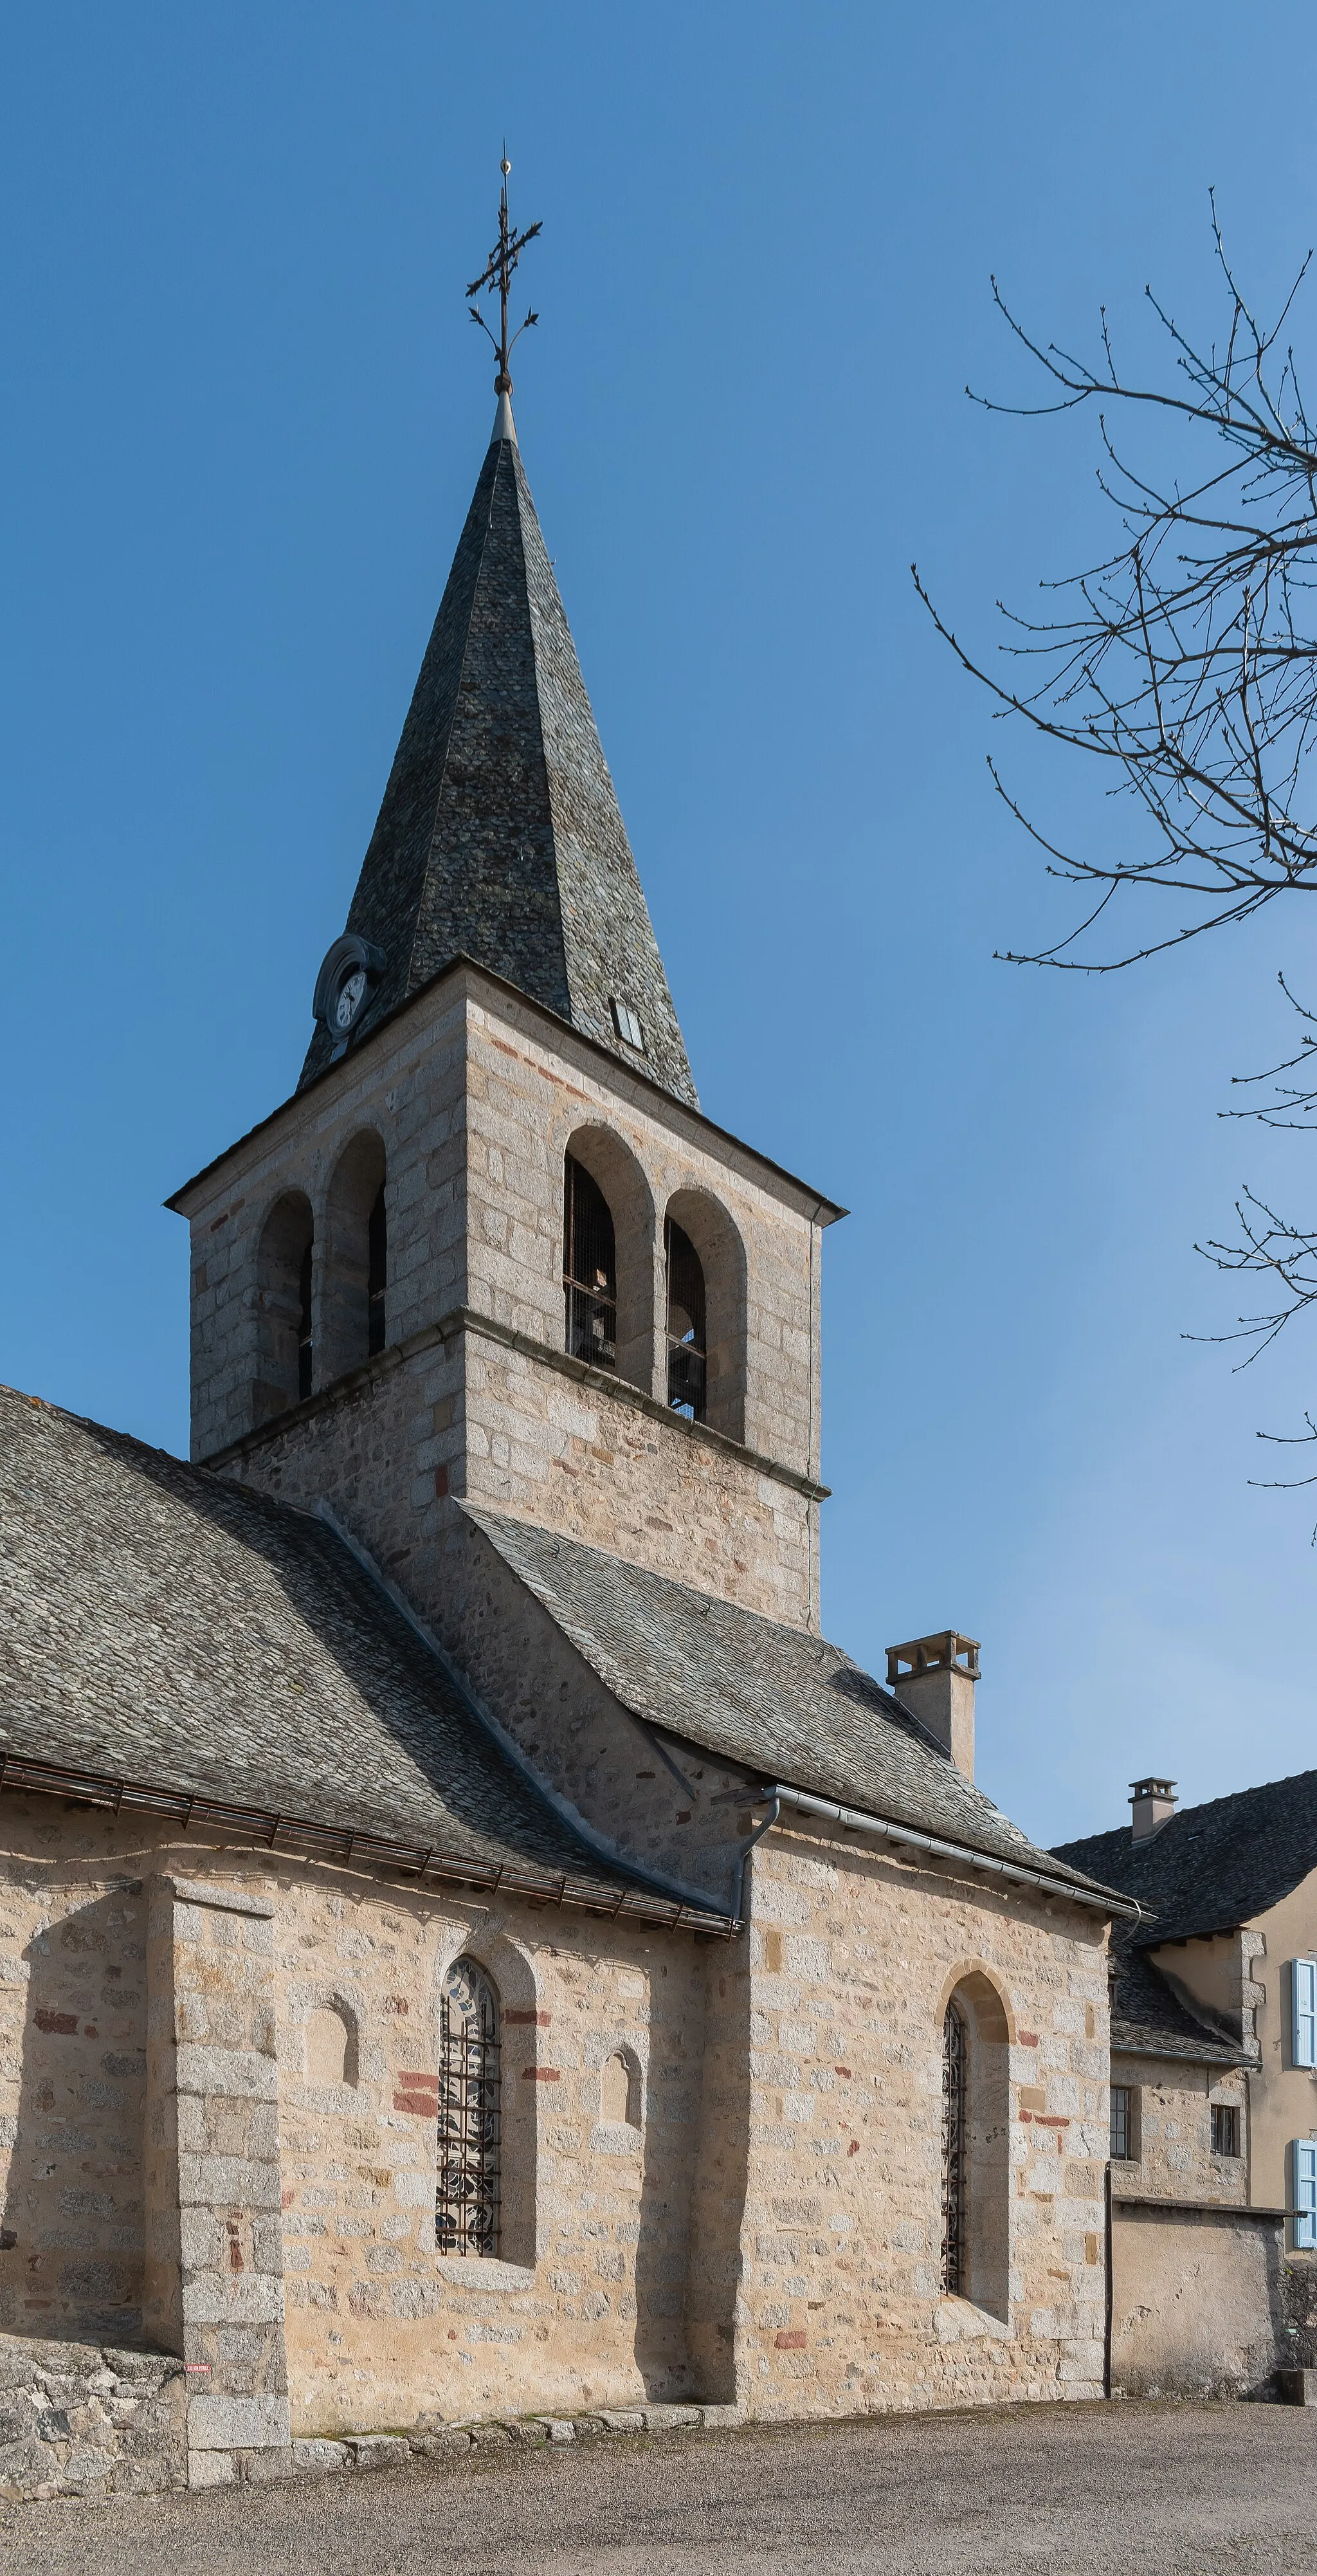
xmin=1108 ymin=2050 xmax=1248 ymax=2207
xmin=0 ymin=1796 xmax=1118 ymax=2448
xmin=0 ymin=2334 xmax=185 ymax=2501
xmin=143 ymin=1877 xmax=291 ymax=2485
xmin=0 ymin=1801 xmax=715 ymax=2442
xmin=180 ymin=969 xmax=830 ymax=1631
xmin=717 ymin=1822 xmax=1112 ymax=2417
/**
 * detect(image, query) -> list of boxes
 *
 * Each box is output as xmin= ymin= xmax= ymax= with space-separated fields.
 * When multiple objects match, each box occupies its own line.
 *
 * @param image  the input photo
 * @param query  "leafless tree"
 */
xmin=914 ymin=205 xmax=1317 ymax=1487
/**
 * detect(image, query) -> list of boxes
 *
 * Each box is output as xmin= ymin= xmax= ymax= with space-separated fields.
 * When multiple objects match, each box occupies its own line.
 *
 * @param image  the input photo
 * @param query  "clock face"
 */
xmin=334 ymin=967 xmax=367 ymax=1030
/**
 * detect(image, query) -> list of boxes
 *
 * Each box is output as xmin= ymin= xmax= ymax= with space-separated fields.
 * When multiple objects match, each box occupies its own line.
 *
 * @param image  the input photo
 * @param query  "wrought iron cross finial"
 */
xmin=466 ymin=155 xmax=541 ymax=397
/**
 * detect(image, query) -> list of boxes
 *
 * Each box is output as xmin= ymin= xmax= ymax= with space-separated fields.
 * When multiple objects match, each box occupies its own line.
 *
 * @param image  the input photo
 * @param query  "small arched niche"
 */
xmin=562 ymin=1126 xmax=656 ymax=1393
xmin=323 ymin=1129 xmax=388 ymax=1383
xmin=253 ymin=1190 xmax=314 ymax=1425
xmin=663 ymin=1188 xmax=747 ymax=1443
xmin=940 ymin=1971 xmax=1010 ymax=2323
xmin=304 ymin=2002 xmax=358 ymax=2089
xmin=600 ymin=2047 xmax=642 ymax=2130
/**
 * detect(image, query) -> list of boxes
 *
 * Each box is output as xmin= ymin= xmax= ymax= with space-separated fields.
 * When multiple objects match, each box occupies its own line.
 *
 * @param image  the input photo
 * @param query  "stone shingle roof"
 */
xmin=463 ymin=1504 xmax=1114 ymax=1895
xmin=1106 ymin=1941 xmax=1246 ymax=2068
xmin=0 ymin=1387 xmax=713 ymax=1926
xmin=1053 ymin=1771 xmax=1317 ymax=1948
xmin=1053 ymin=1773 xmax=1317 ymax=2068
xmin=299 ymin=418 xmax=696 ymax=1107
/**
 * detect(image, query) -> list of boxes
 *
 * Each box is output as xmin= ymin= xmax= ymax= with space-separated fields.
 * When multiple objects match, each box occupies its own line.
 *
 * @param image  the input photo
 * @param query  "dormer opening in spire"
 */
xmin=302 ymin=167 xmax=696 ymax=1108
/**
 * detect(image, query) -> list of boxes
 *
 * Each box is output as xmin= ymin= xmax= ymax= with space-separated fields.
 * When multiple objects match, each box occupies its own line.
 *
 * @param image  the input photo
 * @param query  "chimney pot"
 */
xmin=1129 ymin=1777 xmax=1178 ymax=1842
xmin=885 ymin=1631 xmax=980 ymax=1779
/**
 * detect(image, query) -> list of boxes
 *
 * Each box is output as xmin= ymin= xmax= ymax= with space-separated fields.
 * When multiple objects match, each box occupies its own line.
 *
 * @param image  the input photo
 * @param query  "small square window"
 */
xmin=610 ymin=998 xmax=645 ymax=1052
xmin=1110 ymin=2085 xmax=1137 ymax=2160
xmin=1212 ymin=2102 xmax=1240 ymax=2158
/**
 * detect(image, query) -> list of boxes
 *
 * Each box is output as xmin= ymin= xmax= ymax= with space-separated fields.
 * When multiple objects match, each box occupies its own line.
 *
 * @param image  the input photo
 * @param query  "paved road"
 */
xmin=2 ymin=2402 xmax=1314 ymax=2576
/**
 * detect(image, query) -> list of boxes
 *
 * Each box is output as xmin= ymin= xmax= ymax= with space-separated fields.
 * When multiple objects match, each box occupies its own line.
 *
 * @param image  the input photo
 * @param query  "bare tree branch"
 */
xmin=916 ymin=197 xmax=1317 ymax=972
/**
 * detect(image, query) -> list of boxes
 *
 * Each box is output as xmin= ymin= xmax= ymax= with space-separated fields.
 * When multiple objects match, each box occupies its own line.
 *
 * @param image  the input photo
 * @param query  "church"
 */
xmin=0 ymin=200 xmax=1132 ymax=2494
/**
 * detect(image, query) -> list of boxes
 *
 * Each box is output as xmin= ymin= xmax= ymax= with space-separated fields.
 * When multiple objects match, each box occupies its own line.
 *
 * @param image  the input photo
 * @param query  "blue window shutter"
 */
xmin=1293 ymin=1959 xmax=1317 ymax=2069
xmin=1293 ymin=2141 xmax=1317 ymax=2251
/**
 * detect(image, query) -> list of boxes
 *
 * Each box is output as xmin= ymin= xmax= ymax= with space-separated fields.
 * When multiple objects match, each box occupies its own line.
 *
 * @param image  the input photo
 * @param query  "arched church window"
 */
xmin=297 ymin=1237 xmax=314 ymax=1400
xmin=941 ymin=1999 xmax=967 ymax=2296
xmin=323 ymin=1129 xmax=387 ymax=1380
xmin=367 ymin=1182 xmax=387 ymax=1357
xmin=253 ymin=1191 xmax=314 ymax=1425
xmin=437 ymin=1957 xmax=501 ymax=2258
xmin=665 ymin=1219 xmax=707 ymax=1421
xmin=563 ymin=1154 xmax=617 ymax=1371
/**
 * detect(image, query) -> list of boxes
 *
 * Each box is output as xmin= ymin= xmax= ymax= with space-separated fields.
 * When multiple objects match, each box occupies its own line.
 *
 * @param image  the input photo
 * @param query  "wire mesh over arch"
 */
xmin=437 ymin=1957 xmax=501 ymax=2258
xmin=941 ymin=2000 xmax=967 ymax=2297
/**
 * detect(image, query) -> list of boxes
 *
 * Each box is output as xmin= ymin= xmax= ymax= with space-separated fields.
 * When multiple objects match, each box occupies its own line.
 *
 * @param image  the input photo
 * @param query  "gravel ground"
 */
xmin=1 ymin=2400 xmax=1314 ymax=2576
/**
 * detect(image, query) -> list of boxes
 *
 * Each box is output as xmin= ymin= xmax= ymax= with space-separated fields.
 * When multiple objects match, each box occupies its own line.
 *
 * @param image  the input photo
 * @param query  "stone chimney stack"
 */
xmin=886 ymin=1631 xmax=980 ymax=1780
xmin=1129 ymin=1777 xmax=1177 ymax=1843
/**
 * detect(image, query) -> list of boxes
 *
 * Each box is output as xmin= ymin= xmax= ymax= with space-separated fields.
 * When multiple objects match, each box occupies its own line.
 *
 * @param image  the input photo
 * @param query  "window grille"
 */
xmin=1110 ymin=2084 xmax=1135 ymax=2160
xmin=1293 ymin=1959 xmax=1317 ymax=2069
xmin=941 ymin=2001 xmax=967 ymax=2296
xmin=367 ymin=1182 xmax=387 ymax=1358
xmin=297 ymin=1238 xmax=314 ymax=1401
xmin=436 ymin=1958 xmax=500 ymax=2258
xmin=563 ymin=1156 xmax=617 ymax=1371
xmin=1211 ymin=2102 xmax=1240 ymax=2159
xmin=665 ymin=1219 xmax=707 ymax=1421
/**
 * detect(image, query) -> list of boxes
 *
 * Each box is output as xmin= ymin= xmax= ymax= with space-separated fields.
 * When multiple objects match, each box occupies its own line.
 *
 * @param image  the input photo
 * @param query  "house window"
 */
xmin=367 ymin=1182 xmax=387 ymax=1357
xmin=1293 ymin=1959 xmax=1317 ymax=2069
xmin=437 ymin=1959 xmax=500 ymax=2258
xmin=610 ymin=998 xmax=645 ymax=1052
xmin=665 ymin=1219 xmax=707 ymax=1421
xmin=941 ymin=2000 xmax=967 ymax=2296
xmin=1211 ymin=2102 xmax=1240 ymax=2159
xmin=1110 ymin=2084 xmax=1137 ymax=2161
xmin=563 ymin=1155 xmax=617 ymax=1371
xmin=1293 ymin=2140 xmax=1317 ymax=2250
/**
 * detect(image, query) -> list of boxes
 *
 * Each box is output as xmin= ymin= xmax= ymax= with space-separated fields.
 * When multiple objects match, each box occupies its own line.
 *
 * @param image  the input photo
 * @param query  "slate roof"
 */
xmin=300 ymin=414 xmax=696 ymax=1108
xmin=1053 ymin=1773 xmax=1317 ymax=2067
xmin=463 ymin=1504 xmax=1116 ymax=1898
xmin=0 ymin=1387 xmax=711 ymax=1924
xmin=1104 ymin=1940 xmax=1246 ymax=2067
xmin=1053 ymin=1772 xmax=1317 ymax=1949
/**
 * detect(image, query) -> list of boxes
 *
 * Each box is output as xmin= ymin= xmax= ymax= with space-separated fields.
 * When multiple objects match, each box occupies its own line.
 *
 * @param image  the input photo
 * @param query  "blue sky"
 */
xmin=3 ymin=3 xmax=1316 ymax=1847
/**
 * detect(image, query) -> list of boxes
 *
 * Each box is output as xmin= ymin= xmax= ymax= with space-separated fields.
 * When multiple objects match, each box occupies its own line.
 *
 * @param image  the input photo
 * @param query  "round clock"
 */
xmin=312 ymin=935 xmax=386 ymax=1054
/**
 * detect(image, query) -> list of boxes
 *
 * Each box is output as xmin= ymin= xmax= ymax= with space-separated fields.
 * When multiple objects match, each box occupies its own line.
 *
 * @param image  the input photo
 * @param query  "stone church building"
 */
xmin=0 ymin=374 xmax=1134 ymax=2492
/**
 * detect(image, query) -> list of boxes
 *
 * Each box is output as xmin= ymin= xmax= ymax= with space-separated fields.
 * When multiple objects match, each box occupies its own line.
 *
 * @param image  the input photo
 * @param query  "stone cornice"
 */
xmin=201 ymin=1302 xmax=831 ymax=1503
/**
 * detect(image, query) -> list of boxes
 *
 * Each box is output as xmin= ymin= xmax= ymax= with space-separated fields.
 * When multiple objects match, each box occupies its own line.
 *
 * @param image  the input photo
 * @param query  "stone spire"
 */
xmin=299 ymin=401 xmax=697 ymax=1106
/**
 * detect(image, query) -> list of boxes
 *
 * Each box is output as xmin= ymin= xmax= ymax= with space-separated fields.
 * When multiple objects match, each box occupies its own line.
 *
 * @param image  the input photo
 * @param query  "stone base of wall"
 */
xmin=0 ymin=2336 xmax=186 ymax=2501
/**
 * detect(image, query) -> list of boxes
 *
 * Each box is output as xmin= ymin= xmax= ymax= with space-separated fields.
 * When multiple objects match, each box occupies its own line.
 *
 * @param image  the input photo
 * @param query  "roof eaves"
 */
xmin=0 ymin=1746 xmax=734 ymax=1937
xmin=165 ymin=956 xmax=848 ymax=1224
xmin=763 ymin=1783 xmax=1141 ymax=1919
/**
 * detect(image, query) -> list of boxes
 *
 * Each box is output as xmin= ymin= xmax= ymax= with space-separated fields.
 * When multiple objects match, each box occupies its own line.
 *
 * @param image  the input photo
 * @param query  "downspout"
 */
xmin=734 ymin=1789 xmax=781 ymax=1927
xmin=1104 ymin=2157 xmax=1113 ymax=2398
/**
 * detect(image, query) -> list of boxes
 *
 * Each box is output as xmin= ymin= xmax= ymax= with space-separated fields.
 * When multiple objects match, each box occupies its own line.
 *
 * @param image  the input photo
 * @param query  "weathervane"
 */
xmin=466 ymin=156 xmax=541 ymax=397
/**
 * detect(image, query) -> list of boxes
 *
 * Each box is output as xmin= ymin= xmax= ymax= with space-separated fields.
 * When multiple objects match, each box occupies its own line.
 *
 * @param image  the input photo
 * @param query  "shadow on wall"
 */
xmin=680 ymin=1942 xmax=750 ymax=2405
xmin=1 ymin=1885 xmax=147 ymax=2345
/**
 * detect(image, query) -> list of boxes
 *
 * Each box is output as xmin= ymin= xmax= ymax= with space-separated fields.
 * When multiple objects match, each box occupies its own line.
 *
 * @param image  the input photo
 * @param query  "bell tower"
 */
xmin=168 ymin=174 xmax=843 ymax=1668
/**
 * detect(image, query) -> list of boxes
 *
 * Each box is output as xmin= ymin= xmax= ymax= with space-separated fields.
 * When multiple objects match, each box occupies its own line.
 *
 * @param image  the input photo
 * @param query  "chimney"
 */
xmin=886 ymin=1631 xmax=979 ymax=1780
xmin=1129 ymin=1777 xmax=1177 ymax=1843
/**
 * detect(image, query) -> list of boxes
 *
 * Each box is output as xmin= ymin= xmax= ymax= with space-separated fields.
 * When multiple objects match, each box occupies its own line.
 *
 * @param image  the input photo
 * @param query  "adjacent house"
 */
xmin=1055 ymin=1771 xmax=1317 ymax=2396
